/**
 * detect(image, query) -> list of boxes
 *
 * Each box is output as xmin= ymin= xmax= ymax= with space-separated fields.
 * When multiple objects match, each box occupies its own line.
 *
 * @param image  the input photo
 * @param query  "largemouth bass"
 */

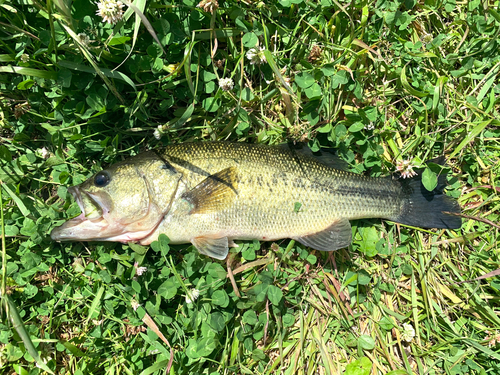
xmin=51 ymin=142 xmax=461 ymax=259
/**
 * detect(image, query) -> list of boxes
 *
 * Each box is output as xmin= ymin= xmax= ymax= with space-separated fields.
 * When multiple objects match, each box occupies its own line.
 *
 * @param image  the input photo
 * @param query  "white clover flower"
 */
xmin=77 ymin=33 xmax=91 ymax=47
xmin=154 ymin=125 xmax=163 ymax=140
xmin=401 ymin=323 xmax=415 ymax=343
xmin=421 ymin=33 xmax=433 ymax=44
xmin=40 ymin=147 xmax=49 ymax=159
xmin=396 ymin=159 xmax=418 ymax=179
xmin=96 ymin=0 xmax=124 ymax=24
xmin=36 ymin=147 xmax=50 ymax=159
xmin=131 ymin=299 xmax=140 ymax=311
xmin=197 ymin=0 xmax=218 ymax=13
xmin=20 ymin=53 xmax=30 ymax=63
xmin=186 ymin=288 xmax=200 ymax=304
xmin=153 ymin=129 xmax=161 ymax=140
xmin=246 ymin=47 xmax=266 ymax=65
xmin=134 ymin=261 xmax=147 ymax=276
xmin=219 ymin=78 xmax=234 ymax=91
xmin=364 ymin=122 xmax=375 ymax=131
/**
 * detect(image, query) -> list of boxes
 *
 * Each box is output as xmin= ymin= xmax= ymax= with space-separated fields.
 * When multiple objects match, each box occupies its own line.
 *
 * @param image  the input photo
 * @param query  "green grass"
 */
xmin=1 ymin=0 xmax=500 ymax=373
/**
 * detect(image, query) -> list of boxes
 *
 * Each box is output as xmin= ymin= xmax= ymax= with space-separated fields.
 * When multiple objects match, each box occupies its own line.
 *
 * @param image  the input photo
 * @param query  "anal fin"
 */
xmin=192 ymin=236 xmax=229 ymax=260
xmin=293 ymin=218 xmax=352 ymax=251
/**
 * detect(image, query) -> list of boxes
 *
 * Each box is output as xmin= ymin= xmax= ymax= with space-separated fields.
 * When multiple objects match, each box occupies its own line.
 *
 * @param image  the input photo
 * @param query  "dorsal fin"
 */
xmin=181 ymin=166 xmax=238 ymax=215
xmin=280 ymin=143 xmax=348 ymax=171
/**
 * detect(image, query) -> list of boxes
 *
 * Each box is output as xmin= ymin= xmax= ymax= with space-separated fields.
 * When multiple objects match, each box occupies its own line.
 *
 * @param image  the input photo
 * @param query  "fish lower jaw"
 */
xmin=51 ymin=218 xmax=160 ymax=243
xmin=51 ymin=206 xmax=166 ymax=243
xmin=98 ymin=229 xmax=160 ymax=243
xmin=50 ymin=215 xmax=107 ymax=241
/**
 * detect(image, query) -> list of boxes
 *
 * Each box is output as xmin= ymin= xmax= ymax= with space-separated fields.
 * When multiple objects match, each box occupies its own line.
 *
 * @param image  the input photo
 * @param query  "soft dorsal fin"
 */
xmin=181 ymin=166 xmax=238 ymax=214
xmin=293 ymin=218 xmax=352 ymax=251
xmin=192 ymin=236 xmax=229 ymax=259
xmin=280 ymin=143 xmax=348 ymax=171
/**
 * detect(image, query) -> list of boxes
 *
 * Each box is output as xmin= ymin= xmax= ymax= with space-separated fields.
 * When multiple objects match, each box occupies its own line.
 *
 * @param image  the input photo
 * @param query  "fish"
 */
xmin=50 ymin=142 xmax=461 ymax=259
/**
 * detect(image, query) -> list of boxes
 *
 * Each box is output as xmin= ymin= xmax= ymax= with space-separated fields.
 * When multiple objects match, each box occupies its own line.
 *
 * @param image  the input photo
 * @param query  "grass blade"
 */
xmin=0 ymin=66 xmax=57 ymax=80
xmin=58 ymin=60 xmax=136 ymax=92
xmin=447 ymin=120 xmax=492 ymax=159
xmin=139 ymin=359 xmax=170 ymax=375
xmin=262 ymin=49 xmax=294 ymax=97
xmin=85 ymin=285 xmax=104 ymax=325
xmin=170 ymin=102 xmax=195 ymax=129
xmin=184 ymin=38 xmax=197 ymax=98
xmin=0 ymin=182 xmax=5 ymax=300
xmin=1 ymin=183 xmax=30 ymax=217
xmin=0 ymin=54 xmax=15 ymax=62
xmin=476 ymin=65 xmax=499 ymax=103
xmin=401 ymin=65 xmax=428 ymax=98
xmin=4 ymin=295 xmax=54 ymax=374
xmin=57 ymin=20 xmax=125 ymax=103
xmin=463 ymin=338 xmax=500 ymax=361
xmin=142 ymin=312 xmax=174 ymax=373
xmin=124 ymin=0 xmax=163 ymax=55
xmin=115 ymin=0 xmax=164 ymax=70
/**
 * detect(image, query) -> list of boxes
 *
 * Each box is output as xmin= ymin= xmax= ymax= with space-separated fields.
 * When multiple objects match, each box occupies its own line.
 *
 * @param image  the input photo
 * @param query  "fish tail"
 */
xmin=391 ymin=170 xmax=462 ymax=229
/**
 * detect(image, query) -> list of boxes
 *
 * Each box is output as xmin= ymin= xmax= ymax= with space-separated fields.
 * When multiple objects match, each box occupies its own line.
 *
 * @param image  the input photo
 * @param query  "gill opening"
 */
xmin=141 ymin=172 xmax=183 ymax=219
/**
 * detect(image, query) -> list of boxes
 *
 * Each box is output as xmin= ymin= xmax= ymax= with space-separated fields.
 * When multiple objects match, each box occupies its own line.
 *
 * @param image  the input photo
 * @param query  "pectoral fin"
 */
xmin=192 ymin=236 xmax=229 ymax=260
xmin=293 ymin=218 xmax=352 ymax=251
xmin=181 ymin=166 xmax=238 ymax=214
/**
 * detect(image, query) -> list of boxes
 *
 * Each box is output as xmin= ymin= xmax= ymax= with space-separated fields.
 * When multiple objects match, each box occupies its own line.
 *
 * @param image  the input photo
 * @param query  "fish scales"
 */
xmin=51 ymin=142 xmax=461 ymax=259
xmin=156 ymin=143 xmax=401 ymax=242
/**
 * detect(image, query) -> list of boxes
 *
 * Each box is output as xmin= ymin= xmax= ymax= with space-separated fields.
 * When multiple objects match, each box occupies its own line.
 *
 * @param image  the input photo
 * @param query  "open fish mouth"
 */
xmin=71 ymin=187 xmax=105 ymax=221
xmin=50 ymin=186 xmax=110 ymax=241
xmin=51 ymin=185 xmax=167 ymax=243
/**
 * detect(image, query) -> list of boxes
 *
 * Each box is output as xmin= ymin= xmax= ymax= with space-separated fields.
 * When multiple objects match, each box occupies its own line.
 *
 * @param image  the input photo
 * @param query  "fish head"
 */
xmin=51 ymin=154 xmax=180 ymax=243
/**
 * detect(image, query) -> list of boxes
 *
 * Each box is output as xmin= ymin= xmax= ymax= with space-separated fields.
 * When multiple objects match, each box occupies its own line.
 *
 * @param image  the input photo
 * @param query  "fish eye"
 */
xmin=94 ymin=171 xmax=110 ymax=187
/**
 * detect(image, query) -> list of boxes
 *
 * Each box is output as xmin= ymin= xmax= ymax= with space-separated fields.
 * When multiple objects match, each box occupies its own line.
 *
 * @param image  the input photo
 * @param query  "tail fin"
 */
xmin=392 ymin=167 xmax=461 ymax=229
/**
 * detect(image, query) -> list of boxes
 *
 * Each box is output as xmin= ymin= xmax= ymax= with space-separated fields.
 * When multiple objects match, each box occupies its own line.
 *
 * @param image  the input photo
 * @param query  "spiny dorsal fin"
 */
xmin=293 ymin=218 xmax=352 ymax=251
xmin=192 ymin=236 xmax=229 ymax=259
xmin=181 ymin=166 xmax=238 ymax=215
xmin=280 ymin=143 xmax=348 ymax=171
